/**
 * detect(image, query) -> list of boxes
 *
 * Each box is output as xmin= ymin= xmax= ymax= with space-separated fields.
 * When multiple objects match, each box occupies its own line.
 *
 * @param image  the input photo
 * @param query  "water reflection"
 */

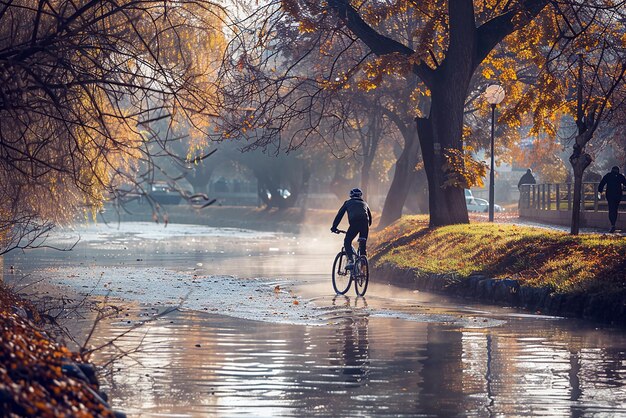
xmin=4 ymin=224 xmax=626 ymax=416
xmin=9 ymin=286 xmax=626 ymax=417
xmin=329 ymin=297 xmax=370 ymax=386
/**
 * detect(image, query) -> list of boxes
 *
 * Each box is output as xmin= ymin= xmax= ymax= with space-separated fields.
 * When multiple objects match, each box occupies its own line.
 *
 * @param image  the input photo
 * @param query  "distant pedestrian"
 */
xmin=517 ymin=168 xmax=536 ymax=190
xmin=517 ymin=168 xmax=536 ymax=209
xmin=598 ymin=166 xmax=626 ymax=233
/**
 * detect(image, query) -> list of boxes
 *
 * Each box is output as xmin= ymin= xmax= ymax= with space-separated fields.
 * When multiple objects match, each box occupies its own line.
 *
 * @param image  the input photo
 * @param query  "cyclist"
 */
xmin=330 ymin=188 xmax=372 ymax=270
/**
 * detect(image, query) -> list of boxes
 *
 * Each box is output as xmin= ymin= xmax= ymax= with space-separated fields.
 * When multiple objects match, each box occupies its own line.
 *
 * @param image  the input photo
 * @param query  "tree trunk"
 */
xmin=569 ymin=145 xmax=592 ymax=235
xmin=188 ymin=174 xmax=211 ymax=194
xmin=255 ymin=167 xmax=306 ymax=209
xmin=570 ymin=171 xmax=583 ymax=235
xmin=361 ymin=158 xmax=371 ymax=197
xmin=330 ymin=160 xmax=351 ymax=200
xmin=255 ymin=170 xmax=277 ymax=208
xmin=378 ymin=128 xmax=420 ymax=229
xmin=405 ymin=168 xmax=429 ymax=213
xmin=185 ymin=163 xmax=214 ymax=195
xmin=297 ymin=165 xmax=311 ymax=210
xmin=360 ymin=134 xmax=377 ymax=197
xmin=413 ymin=1 xmax=474 ymax=227
xmin=418 ymin=90 xmax=470 ymax=227
xmin=326 ymin=0 xmax=551 ymax=227
xmin=359 ymin=106 xmax=382 ymax=198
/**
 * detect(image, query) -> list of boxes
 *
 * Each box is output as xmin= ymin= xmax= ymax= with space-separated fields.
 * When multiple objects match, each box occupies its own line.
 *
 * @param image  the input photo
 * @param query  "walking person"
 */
xmin=517 ymin=168 xmax=536 ymax=189
xmin=330 ymin=188 xmax=372 ymax=270
xmin=598 ymin=166 xmax=626 ymax=233
xmin=517 ymin=168 xmax=536 ymax=209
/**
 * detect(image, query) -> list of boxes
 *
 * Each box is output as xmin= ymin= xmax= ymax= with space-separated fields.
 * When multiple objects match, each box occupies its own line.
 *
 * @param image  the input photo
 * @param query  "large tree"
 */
xmin=314 ymin=0 xmax=551 ymax=226
xmin=225 ymin=0 xmax=625 ymax=226
xmin=217 ymin=5 xmax=429 ymax=227
xmin=498 ymin=3 xmax=626 ymax=234
xmin=567 ymin=51 xmax=625 ymax=234
xmin=0 ymin=0 xmax=225 ymax=254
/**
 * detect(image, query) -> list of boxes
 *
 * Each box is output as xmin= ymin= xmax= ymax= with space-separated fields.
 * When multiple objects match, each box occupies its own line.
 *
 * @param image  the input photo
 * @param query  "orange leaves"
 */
xmin=319 ymin=50 xmax=410 ymax=93
xmin=298 ymin=20 xmax=316 ymax=33
xmin=442 ymin=146 xmax=488 ymax=189
xmin=361 ymin=0 xmax=409 ymax=26
xmin=510 ymin=132 xmax=568 ymax=183
xmin=0 ymin=286 xmax=114 ymax=417
xmin=357 ymin=73 xmax=382 ymax=91
xmin=350 ymin=53 xmax=415 ymax=93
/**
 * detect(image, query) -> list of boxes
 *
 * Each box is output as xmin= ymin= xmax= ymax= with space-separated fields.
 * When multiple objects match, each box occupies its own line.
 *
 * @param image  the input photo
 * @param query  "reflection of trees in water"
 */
xmin=329 ymin=297 xmax=370 ymax=386
xmin=419 ymin=323 xmax=466 ymax=415
xmin=444 ymin=324 xmax=626 ymax=416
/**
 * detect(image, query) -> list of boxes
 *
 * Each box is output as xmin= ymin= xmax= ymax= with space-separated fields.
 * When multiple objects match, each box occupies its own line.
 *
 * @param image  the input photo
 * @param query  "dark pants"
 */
xmin=345 ymin=219 xmax=369 ymax=260
xmin=608 ymin=198 xmax=621 ymax=226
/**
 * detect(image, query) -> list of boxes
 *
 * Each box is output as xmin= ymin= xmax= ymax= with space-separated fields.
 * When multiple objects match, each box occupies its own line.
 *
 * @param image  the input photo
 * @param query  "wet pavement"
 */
xmin=4 ymin=222 xmax=626 ymax=417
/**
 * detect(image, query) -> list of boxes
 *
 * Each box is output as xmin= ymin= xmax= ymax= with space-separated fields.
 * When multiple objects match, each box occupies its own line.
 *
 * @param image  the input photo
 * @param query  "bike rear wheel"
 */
xmin=354 ymin=256 xmax=369 ymax=296
xmin=332 ymin=251 xmax=351 ymax=294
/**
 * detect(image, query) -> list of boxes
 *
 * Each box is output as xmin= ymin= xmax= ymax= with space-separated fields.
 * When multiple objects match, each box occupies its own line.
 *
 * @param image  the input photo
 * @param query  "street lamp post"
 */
xmin=484 ymin=84 xmax=505 ymax=222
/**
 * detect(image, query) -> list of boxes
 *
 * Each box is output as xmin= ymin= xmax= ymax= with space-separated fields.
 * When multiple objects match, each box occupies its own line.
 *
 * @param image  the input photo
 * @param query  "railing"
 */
xmin=518 ymin=182 xmax=626 ymax=229
xmin=519 ymin=182 xmax=624 ymax=212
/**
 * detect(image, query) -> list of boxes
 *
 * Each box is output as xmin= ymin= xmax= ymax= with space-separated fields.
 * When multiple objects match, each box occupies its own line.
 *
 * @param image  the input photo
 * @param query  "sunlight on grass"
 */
xmin=370 ymin=215 xmax=626 ymax=294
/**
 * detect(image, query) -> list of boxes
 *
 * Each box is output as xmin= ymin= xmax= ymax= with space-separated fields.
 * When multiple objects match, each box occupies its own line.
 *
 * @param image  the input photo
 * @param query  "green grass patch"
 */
xmin=370 ymin=215 xmax=626 ymax=294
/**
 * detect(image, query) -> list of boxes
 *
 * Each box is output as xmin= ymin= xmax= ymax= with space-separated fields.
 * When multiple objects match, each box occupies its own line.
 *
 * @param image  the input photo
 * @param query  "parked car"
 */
xmin=149 ymin=182 xmax=182 ymax=205
xmin=466 ymin=197 xmax=505 ymax=213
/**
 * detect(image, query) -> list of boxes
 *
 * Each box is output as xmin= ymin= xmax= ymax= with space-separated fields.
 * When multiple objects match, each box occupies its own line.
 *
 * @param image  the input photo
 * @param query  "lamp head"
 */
xmin=485 ymin=84 xmax=505 ymax=105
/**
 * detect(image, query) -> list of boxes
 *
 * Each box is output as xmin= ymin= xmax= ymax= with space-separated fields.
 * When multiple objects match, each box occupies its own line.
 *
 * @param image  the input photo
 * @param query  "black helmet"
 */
xmin=349 ymin=188 xmax=363 ymax=198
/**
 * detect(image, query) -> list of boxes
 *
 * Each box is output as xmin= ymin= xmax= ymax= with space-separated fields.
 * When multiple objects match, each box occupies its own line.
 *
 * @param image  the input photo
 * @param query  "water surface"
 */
xmin=4 ymin=222 xmax=626 ymax=417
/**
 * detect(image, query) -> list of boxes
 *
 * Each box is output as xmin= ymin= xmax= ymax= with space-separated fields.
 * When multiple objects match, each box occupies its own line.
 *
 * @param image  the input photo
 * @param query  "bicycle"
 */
xmin=331 ymin=230 xmax=369 ymax=296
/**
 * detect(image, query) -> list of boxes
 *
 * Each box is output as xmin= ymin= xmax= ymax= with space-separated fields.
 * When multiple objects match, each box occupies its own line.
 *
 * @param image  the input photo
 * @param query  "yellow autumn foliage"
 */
xmin=0 ymin=0 xmax=226 ymax=252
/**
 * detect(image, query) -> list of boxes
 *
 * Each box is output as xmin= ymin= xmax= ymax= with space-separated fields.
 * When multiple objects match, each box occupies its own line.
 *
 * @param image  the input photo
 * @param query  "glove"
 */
xmin=330 ymin=227 xmax=338 ymax=233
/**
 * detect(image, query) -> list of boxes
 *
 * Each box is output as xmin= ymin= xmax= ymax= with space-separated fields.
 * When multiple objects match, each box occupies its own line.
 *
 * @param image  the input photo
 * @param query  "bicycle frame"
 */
xmin=332 ymin=230 xmax=369 ymax=296
xmin=335 ymin=230 xmax=366 ymax=258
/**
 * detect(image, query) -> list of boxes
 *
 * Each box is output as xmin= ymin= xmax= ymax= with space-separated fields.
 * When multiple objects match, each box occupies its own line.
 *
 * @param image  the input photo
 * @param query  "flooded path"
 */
xmin=4 ymin=222 xmax=626 ymax=416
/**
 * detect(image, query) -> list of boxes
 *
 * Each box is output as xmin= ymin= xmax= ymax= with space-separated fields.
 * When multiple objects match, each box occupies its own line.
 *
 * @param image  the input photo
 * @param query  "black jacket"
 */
xmin=598 ymin=172 xmax=626 ymax=201
xmin=517 ymin=172 xmax=536 ymax=189
xmin=332 ymin=198 xmax=372 ymax=229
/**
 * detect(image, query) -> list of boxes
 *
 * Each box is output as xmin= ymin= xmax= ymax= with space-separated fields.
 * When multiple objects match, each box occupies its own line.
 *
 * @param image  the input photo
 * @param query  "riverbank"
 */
xmin=100 ymin=203 xmax=338 ymax=234
xmin=369 ymin=215 xmax=626 ymax=326
xmin=0 ymin=283 xmax=122 ymax=417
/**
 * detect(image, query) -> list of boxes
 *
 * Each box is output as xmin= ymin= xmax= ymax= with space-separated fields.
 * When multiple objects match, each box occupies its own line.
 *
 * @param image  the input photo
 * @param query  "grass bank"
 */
xmin=370 ymin=216 xmax=626 ymax=323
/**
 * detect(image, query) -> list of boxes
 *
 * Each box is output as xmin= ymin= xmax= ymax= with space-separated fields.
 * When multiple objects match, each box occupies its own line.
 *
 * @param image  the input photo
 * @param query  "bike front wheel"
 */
xmin=354 ymin=256 xmax=369 ymax=296
xmin=332 ymin=251 xmax=351 ymax=295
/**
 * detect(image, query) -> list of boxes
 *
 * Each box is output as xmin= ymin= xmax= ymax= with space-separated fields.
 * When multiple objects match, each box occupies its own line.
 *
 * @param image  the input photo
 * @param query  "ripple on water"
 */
xmin=6 ymin=223 xmax=626 ymax=416
xmin=80 ymin=306 xmax=626 ymax=417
